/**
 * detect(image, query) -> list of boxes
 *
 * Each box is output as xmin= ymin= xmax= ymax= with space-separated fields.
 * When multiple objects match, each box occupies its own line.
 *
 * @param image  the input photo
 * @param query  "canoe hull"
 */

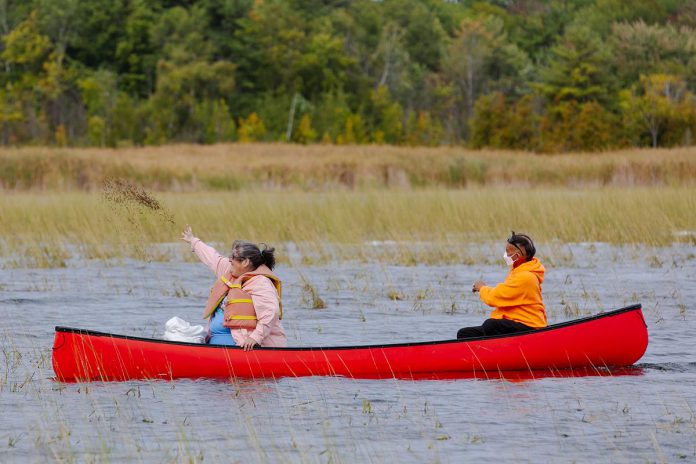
xmin=52 ymin=305 xmax=648 ymax=381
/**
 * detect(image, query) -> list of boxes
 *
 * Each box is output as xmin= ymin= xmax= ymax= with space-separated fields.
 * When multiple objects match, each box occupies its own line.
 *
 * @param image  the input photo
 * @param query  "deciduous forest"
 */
xmin=1 ymin=0 xmax=695 ymax=151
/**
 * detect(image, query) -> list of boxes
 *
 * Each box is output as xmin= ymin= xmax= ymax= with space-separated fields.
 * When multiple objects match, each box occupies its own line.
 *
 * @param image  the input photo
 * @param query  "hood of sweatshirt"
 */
xmin=513 ymin=257 xmax=545 ymax=284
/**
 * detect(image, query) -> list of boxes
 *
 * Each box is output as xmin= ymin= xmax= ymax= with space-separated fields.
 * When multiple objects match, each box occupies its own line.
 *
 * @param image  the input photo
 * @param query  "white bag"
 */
xmin=163 ymin=316 xmax=207 ymax=343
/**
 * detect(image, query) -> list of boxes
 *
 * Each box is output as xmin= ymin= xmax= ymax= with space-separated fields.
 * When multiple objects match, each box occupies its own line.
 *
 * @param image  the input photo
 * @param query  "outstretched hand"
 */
xmin=181 ymin=225 xmax=194 ymax=243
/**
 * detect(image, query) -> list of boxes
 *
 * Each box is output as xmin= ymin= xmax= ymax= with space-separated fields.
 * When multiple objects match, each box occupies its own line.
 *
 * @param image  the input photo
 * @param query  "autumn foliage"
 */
xmin=1 ymin=1 xmax=696 ymax=152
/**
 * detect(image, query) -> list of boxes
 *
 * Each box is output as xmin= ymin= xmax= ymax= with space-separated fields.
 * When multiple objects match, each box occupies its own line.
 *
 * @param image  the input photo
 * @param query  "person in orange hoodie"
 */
xmin=457 ymin=232 xmax=547 ymax=338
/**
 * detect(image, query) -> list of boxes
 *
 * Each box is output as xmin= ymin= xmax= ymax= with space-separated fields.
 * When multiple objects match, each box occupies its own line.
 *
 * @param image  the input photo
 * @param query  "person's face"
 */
xmin=229 ymin=253 xmax=252 ymax=277
xmin=505 ymin=243 xmax=526 ymax=264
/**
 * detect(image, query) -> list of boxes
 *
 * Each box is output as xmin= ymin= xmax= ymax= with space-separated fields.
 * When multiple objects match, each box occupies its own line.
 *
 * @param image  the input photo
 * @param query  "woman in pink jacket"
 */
xmin=181 ymin=226 xmax=287 ymax=350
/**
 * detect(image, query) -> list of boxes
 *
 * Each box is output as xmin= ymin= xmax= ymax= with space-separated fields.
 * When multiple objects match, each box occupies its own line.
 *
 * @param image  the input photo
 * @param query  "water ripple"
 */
xmin=0 ymin=298 xmax=42 ymax=304
xmin=637 ymin=362 xmax=696 ymax=373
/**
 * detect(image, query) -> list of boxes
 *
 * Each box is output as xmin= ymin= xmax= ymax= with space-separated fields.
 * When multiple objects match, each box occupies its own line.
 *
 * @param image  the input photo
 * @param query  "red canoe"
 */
xmin=52 ymin=304 xmax=648 ymax=382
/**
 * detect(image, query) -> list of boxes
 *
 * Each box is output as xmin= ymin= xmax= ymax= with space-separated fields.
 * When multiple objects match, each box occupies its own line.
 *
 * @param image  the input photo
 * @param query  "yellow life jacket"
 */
xmin=202 ymin=265 xmax=282 ymax=330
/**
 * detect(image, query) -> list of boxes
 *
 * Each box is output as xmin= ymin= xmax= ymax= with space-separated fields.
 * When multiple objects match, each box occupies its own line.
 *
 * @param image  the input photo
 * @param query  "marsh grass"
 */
xmin=0 ymin=187 xmax=694 ymax=268
xmin=2 ymin=144 xmax=696 ymax=191
xmin=298 ymin=273 xmax=327 ymax=310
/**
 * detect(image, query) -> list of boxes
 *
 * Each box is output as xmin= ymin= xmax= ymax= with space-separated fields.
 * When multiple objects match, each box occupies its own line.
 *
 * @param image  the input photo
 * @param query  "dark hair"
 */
xmin=507 ymin=231 xmax=536 ymax=261
xmin=230 ymin=240 xmax=276 ymax=270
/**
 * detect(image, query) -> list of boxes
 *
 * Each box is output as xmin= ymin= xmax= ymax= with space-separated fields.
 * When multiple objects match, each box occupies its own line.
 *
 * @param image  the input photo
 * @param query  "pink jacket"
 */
xmin=190 ymin=238 xmax=287 ymax=347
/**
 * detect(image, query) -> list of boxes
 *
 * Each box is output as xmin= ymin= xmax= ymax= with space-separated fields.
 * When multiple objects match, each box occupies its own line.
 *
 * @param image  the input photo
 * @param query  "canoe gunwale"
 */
xmin=54 ymin=304 xmax=643 ymax=351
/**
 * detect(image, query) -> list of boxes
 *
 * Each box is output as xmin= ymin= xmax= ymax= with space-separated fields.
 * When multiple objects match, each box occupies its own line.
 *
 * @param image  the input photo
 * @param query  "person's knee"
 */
xmin=456 ymin=328 xmax=470 ymax=339
xmin=481 ymin=319 xmax=499 ymax=334
xmin=457 ymin=327 xmax=482 ymax=339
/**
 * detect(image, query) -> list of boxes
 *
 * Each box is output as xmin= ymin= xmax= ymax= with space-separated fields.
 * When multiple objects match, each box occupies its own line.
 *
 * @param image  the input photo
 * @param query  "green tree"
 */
xmin=234 ymin=0 xmax=352 ymax=100
xmin=114 ymin=0 xmax=158 ymax=96
xmin=469 ymin=92 xmax=539 ymax=151
xmin=311 ymin=91 xmax=353 ymax=143
xmin=194 ymin=99 xmax=236 ymax=144
xmin=621 ymin=74 xmax=695 ymax=148
xmin=366 ymin=85 xmax=403 ymax=144
xmin=507 ymin=0 xmax=590 ymax=61
xmin=1 ymin=10 xmax=50 ymax=69
xmin=571 ymin=0 xmax=680 ymax=36
xmin=469 ymin=92 xmax=506 ymax=149
xmin=572 ymin=101 xmax=617 ymax=151
xmin=0 ymin=88 xmax=22 ymax=144
xmin=78 ymin=69 xmax=118 ymax=146
xmin=151 ymin=5 xmax=214 ymax=65
xmin=149 ymin=59 xmax=236 ymax=142
xmin=336 ymin=114 xmax=367 ymax=145
xmin=1 ymin=10 xmax=53 ymax=143
xmin=534 ymin=24 xmax=616 ymax=107
xmin=610 ymin=22 xmax=696 ymax=90
xmin=294 ymin=114 xmax=317 ymax=144
xmin=405 ymin=110 xmax=442 ymax=146
xmin=60 ymin=0 xmax=127 ymax=69
xmin=144 ymin=5 xmax=236 ymax=143
xmin=538 ymin=100 xmax=616 ymax=152
xmin=238 ymin=112 xmax=267 ymax=143
xmin=382 ymin=0 xmax=447 ymax=72
xmin=442 ymin=13 xmax=530 ymax=140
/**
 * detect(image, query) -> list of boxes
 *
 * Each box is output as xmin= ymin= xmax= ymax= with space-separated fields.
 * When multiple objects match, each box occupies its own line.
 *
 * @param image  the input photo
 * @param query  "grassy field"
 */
xmin=1 ymin=144 xmax=694 ymax=266
xmin=1 ymin=188 xmax=694 ymax=267
xmin=1 ymin=144 xmax=696 ymax=191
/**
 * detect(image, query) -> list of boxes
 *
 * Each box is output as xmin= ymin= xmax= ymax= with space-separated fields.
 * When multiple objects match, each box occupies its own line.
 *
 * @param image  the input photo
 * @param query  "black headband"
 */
xmin=507 ymin=231 xmax=536 ymax=260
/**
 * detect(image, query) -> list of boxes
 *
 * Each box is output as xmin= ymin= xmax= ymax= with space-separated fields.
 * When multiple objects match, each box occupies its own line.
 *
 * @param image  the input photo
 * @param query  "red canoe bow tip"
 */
xmin=52 ymin=332 xmax=66 ymax=351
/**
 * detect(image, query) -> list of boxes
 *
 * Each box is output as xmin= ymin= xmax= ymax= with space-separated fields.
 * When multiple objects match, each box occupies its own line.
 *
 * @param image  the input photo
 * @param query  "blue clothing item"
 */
xmin=208 ymin=307 xmax=236 ymax=346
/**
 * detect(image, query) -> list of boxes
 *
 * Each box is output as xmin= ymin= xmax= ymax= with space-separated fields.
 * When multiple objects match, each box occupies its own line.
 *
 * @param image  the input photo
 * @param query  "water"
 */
xmin=1 ymin=243 xmax=695 ymax=463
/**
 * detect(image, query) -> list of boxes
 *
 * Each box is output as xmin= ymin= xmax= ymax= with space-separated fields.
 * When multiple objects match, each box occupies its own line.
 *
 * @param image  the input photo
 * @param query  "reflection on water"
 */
xmin=359 ymin=366 xmax=647 ymax=382
xmin=0 ymin=242 xmax=695 ymax=462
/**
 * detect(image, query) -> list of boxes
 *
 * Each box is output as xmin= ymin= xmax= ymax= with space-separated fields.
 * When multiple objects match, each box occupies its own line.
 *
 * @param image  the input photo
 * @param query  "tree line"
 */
xmin=1 ymin=0 xmax=695 ymax=152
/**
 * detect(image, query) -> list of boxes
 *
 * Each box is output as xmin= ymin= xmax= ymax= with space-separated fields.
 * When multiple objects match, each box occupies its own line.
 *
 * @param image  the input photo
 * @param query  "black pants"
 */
xmin=457 ymin=318 xmax=534 ymax=339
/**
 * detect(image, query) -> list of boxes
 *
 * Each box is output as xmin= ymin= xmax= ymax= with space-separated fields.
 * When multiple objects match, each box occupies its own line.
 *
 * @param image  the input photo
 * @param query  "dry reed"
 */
xmin=1 ymin=144 xmax=696 ymax=191
xmin=0 ymin=187 xmax=694 ymax=267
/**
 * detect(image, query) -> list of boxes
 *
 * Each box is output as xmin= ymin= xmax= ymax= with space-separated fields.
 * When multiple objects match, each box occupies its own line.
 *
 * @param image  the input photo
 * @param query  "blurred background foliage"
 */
xmin=1 ymin=0 xmax=696 ymax=152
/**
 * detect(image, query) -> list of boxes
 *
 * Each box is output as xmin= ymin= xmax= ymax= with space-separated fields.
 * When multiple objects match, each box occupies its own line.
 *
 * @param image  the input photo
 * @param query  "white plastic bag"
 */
xmin=163 ymin=316 xmax=207 ymax=343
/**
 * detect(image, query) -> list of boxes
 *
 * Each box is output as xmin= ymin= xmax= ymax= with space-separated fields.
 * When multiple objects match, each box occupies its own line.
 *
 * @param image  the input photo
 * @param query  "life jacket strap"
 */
xmin=227 ymin=298 xmax=253 ymax=304
xmin=226 ymin=315 xmax=257 ymax=321
xmin=220 ymin=276 xmax=241 ymax=289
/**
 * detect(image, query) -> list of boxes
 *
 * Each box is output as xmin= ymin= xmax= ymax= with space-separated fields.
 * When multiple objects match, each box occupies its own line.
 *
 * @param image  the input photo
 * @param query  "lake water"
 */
xmin=1 ymin=242 xmax=695 ymax=462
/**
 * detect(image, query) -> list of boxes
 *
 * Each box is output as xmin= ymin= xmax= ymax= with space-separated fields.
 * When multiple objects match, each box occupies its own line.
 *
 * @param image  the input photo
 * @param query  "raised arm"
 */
xmin=181 ymin=225 xmax=232 ymax=277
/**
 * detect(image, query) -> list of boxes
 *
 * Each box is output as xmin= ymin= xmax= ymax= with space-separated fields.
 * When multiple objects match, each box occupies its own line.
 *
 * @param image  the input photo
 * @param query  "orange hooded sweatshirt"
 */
xmin=479 ymin=257 xmax=547 ymax=328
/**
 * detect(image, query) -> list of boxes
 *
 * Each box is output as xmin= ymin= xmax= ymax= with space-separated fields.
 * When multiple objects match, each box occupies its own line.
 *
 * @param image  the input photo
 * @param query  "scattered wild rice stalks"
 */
xmin=102 ymin=178 xmax=175 ymax=225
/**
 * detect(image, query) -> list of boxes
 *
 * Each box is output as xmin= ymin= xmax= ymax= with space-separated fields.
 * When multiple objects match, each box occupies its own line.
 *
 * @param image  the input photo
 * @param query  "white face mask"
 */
xmin=503 ymin=251 xmax=517 ymax=266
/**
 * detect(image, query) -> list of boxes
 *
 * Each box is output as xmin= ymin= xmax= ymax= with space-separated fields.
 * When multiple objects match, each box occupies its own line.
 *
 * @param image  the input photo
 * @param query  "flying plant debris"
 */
xmin=102 ymin=178 xmax=175 ymax=225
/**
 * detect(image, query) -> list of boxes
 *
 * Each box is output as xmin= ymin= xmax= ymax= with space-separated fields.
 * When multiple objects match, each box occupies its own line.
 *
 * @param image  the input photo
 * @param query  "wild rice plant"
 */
xmin=0 ymin=187 xmax=694 ymax=266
